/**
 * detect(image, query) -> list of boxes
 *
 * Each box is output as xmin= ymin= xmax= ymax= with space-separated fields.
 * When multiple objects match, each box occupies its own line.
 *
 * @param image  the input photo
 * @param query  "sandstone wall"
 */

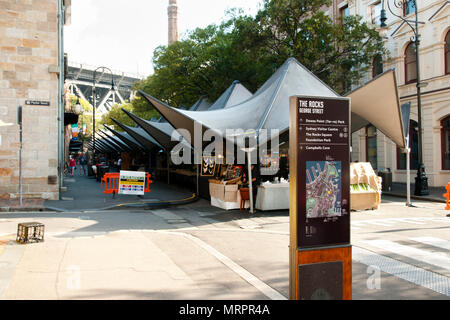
xmin=0 ymin=0 xmax=60 ymax=200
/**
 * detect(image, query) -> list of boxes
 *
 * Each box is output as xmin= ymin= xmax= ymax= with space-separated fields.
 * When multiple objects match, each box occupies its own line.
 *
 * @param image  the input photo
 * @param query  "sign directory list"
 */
xmin=296 ymin=96 xmax=350 ymax=249
xmin=118 ymin=170 xmax=146 ymax=195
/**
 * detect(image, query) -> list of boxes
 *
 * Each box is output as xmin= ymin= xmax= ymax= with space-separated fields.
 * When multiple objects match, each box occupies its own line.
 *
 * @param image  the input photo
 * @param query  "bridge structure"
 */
xmin=65 ymin=61 xmax=144 ymax=115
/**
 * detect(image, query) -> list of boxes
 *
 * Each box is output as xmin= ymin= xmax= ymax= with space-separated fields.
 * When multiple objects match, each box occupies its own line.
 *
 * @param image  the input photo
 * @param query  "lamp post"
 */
xmin=380 ymin=0 xmax=429 ymax=195
xmin=92 ymin=67 xmax=115 ymax=164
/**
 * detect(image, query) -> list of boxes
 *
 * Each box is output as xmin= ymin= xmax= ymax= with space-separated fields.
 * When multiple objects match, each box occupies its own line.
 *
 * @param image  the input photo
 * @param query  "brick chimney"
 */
xmin=168 ymin=0 xmax=179 ymax=45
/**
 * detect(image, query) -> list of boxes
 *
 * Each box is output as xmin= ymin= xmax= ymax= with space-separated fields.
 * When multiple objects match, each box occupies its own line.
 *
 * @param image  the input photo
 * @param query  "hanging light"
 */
xmin=72 ymin=97 xmax=84 ymax=115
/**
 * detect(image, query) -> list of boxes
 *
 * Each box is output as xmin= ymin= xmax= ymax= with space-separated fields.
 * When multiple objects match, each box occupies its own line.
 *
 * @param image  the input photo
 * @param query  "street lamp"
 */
xmin=380 ymin=0 xmax=429 ymax=195
xmin=92 ymin=66 xmax=115 ymax=163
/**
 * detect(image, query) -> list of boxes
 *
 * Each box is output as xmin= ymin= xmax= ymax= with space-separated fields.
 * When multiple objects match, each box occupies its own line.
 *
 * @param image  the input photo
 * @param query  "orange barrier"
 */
xmin=443 ymin=183 xmax=450 ymax=210
xmin=101 ymin=172 xmax=153 ymax=195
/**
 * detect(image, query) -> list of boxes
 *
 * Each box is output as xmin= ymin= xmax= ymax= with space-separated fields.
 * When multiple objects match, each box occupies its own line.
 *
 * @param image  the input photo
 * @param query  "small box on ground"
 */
xmin=16 ymin=222 xmax=45 ymax=244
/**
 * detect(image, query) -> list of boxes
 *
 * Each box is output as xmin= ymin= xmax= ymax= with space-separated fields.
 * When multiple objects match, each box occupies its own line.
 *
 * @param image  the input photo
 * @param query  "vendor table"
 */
xmin=255 ymin=182 xmax=290 ymax=211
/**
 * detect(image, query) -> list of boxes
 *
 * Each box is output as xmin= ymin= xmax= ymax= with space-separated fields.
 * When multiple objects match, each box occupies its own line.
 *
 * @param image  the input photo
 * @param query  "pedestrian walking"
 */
xmin=69 ymin=156 xmax=76 ymax=177
xmin=79 ymin=153 xmax=88 ymax=176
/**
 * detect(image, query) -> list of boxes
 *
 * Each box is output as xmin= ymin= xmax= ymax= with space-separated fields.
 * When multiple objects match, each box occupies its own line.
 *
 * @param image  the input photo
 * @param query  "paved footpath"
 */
xmin=0 ymin=196 xmax=449 ymax=300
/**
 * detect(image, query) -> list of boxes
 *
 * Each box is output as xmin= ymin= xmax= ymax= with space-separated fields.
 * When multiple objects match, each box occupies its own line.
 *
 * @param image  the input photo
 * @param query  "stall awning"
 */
xmin=140 ymin=57 xmax=406 ymax=150
xmin=345 ymin=69 xmax=405 ymax=148
xmin=103 ymin=125 xmax=146 ymax=152
xmin=110 ymin=118 xmax=163 ymax=152
xmin=127 ymin=80 xmax=254 ymax=150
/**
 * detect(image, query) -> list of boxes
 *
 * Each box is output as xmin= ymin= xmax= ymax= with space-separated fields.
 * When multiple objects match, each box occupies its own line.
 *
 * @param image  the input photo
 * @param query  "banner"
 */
xmin=118 ymin=170 xmax=146 ymax=195
xmin=71 ymin=123 xmax=79 ymax=138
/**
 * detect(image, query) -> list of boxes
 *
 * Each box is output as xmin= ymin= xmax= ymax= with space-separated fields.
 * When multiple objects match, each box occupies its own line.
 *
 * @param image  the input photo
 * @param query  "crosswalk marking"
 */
xmin=411 ymin=237 xmax=450 ymax=251
xmin=391 ymin=218 xmax=425 ymax=225
xmin=362 ymin=239 xmax=450 ymax=270
xmin=353 ymin=246 xmax=450 ymax=296
xmin=365 ymin=221 xmax=394 ymax=227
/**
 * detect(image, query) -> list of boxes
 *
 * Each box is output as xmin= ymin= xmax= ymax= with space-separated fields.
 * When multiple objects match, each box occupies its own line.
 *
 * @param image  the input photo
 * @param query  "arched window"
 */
xmin=405 ymin=42 xmax=417 ymax=84
xmin=445 ymin=31 xmax=450 ymax=75
xmin=442 ymin=116 xmax=450 ymax=170
xmin=372 ymin=54 xmax=383 ymax=78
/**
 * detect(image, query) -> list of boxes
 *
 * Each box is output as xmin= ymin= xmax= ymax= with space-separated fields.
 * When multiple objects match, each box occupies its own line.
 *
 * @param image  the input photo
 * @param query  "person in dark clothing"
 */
xmin=242 ymin=164 xmax=260 ymax=207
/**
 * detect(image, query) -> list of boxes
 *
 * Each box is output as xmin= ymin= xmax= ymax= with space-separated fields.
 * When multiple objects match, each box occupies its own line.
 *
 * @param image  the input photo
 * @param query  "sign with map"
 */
xmin=306 ymin=161 xmax=342 ymax=218
xmin=296 ymin=96 xmax=350 ymax=248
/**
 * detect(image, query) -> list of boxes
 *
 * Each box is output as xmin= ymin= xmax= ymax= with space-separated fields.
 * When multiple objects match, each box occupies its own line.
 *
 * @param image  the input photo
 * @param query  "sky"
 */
xmin=65 ymin=0 xmax=263 ymax=78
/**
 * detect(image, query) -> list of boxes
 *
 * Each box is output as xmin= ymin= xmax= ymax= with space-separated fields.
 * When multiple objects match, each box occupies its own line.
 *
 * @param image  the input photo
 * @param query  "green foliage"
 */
xmin=134 ymin=0 xmax=386 ymax=108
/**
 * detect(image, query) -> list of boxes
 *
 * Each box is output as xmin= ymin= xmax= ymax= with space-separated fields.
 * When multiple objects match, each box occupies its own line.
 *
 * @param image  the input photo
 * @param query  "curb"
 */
xmin=383 ymin=192 xmax=445 ymax=203
xmin=0 ymin=194 xmax=199 ymax=213
xmin=0 ymin=207 xmax=50 ymax=213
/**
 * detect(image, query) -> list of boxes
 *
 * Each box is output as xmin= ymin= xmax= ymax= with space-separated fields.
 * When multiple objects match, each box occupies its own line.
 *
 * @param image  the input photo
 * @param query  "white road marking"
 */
xmin=411 ymin=237 xmax=450 ymax=251
xmin=363 ymin=240 xmax=450 ymax=270
xmin=353 ymin=246 xmax=450 ymax=296
xmin=365 ymin=221 xmax=394 ymax=227
xmin=392 ymin=218 xmax=426 ymax=225
xmin=163 ymin=231 xmax=287 ymax=300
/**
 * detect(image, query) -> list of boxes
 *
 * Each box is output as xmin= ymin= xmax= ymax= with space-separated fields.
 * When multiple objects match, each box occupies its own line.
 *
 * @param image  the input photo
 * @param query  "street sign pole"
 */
xmin=289 ymin=96 xmax=352 ymax=300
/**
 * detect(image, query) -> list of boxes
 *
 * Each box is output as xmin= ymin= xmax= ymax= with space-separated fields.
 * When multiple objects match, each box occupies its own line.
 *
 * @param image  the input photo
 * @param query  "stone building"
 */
xmin=331 ymin=0 xmax=450 ymax=187
xmin=0 ymin=0 xmax=70 ymax=200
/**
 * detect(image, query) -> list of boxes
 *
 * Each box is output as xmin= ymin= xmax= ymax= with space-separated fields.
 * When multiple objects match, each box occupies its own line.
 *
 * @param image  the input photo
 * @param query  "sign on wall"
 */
xmin=296 ymin=96 xmax=350 ymax=249
xmin=118 ymin=170 xmax=145 ymax=195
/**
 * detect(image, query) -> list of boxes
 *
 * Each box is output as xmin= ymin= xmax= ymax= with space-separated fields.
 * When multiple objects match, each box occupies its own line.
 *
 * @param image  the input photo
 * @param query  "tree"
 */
xmin=247 ymin=0 xmax=386 ymax=93
xmin=101 ymin=101 xmax=137 ymax=130
xmin=134 ymin=0 xmax=386 ymax=107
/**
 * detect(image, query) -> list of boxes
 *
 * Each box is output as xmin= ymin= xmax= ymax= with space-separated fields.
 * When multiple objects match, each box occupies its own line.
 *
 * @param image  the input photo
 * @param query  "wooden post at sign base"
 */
xmin=289 ymin=95 xmax=352 ymax=300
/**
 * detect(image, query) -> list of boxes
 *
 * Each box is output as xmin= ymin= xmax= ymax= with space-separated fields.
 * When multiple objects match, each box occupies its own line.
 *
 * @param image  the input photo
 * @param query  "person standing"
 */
xmin=69 ymin=156 xmax=76 ymax=177
xmin=79 ymin=153 xmax=88 ymax=176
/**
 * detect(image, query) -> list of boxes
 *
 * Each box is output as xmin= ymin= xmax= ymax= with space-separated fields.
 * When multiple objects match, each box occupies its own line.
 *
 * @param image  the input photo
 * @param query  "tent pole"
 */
xmin=247 ymin=151 xmax=254 ymax=214
xmin=167 ymin=152 xmax=170 ymax=184
xmin=406 ymin=136 xmax=411 ymax=206
xmin=196 ymin=164 xmax=199 ymax=196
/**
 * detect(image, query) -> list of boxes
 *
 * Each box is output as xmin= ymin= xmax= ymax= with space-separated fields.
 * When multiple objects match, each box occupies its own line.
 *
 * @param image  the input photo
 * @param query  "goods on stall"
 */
xmin=350 ymin=162 xmax=382 ymax=210
xmin=208 ymin=177 xmax=248 ymax=210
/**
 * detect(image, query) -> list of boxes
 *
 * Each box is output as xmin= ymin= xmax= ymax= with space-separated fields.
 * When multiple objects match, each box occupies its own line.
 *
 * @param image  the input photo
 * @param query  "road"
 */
xmin=0 ymin=196 xmax=449 ymax=299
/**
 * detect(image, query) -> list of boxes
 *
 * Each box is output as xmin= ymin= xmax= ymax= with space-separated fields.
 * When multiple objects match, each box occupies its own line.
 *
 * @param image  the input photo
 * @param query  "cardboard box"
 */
xmin=209 ymin=181 xmax=239 ymax=202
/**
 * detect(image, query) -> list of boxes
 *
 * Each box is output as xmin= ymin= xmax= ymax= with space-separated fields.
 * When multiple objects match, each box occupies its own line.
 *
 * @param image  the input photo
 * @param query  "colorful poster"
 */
xmin=118 ymin=170 xmax=145 ymax=195
xmin=71 ymin=124 xmax=79 ymax=138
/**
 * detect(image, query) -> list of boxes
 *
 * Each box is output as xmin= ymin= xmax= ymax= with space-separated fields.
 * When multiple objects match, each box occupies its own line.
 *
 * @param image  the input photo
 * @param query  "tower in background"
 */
xmin=168 ymin=0 xmax=179 ymax=45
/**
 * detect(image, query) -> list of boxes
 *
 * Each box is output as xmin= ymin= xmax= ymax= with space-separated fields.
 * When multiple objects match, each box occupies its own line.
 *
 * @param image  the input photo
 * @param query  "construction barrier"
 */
xmin=101 ymin=172 xmax=153 ymax=195
xmin=443 ymin=183 xmax=450 ymax=210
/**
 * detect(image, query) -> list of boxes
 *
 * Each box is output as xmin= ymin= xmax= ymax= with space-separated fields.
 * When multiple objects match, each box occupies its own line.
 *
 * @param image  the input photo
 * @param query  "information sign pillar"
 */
xmin=289 ymin=96 xmax=352 ymax=300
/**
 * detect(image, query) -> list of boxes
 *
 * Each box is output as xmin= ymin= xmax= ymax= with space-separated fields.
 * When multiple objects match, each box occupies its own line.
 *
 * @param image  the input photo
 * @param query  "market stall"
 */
xmin=255 ymin=179 xmax=289 ymax=211
xmin=350 ymin=162 xmax=382 ymax=210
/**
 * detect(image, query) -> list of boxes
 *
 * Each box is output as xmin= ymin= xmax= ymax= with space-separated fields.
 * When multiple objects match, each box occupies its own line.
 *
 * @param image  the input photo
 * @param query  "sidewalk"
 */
xmin=383 ymin=182 xmax=446 ymax=203
xmin=0 ymin=173 xmax=196 ymax=212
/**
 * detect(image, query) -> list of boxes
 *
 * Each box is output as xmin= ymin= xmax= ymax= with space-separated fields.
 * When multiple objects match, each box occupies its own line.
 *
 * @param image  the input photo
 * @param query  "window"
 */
xmin=366 ymin=125 xmax=377 ymax=170
xmin=372 ymin=54 xmax=383 ymax=78
xmin=445 ymin=31 xmax=450 ymax=74
xmin=404 ymin=42 xmax=417 ymax=84
xmin=403 ymin=0 xmax=415 ymax=16
xmin=442 ymin=116 xmax=450 ymax=170
xmin=371 ymin=1 xmax=382 ymax=25
xmin=397 ymin=120 xmax=419 ymax=170
xmin=340 ymin=5 xmax=349 ymax=21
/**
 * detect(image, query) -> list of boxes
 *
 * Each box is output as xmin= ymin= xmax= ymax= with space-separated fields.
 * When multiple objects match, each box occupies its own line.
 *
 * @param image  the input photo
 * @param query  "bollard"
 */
xmin=443 ymin=183 xmax=450 ymax=211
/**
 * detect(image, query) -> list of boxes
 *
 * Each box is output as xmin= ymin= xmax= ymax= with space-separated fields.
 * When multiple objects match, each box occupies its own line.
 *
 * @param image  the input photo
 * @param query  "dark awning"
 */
xmin=110 ymin=118 xmax=163 ymax=152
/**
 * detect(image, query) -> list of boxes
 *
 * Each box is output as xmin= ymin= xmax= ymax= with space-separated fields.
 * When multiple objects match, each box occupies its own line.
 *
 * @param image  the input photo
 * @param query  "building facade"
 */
xmin=0 ymin=0 xmax=70 ymax=200
xmin=335 ymin=0 xmax=450 ymax=187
